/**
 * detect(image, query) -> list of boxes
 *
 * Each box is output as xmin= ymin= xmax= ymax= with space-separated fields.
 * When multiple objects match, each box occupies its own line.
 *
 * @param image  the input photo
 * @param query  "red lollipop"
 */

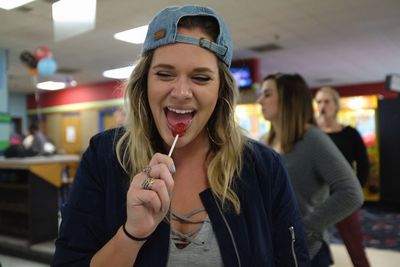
xmin=167 ymin=123 xmax=186 ymax=157
xmin=172 ymin=122 xmax=186 ymax=137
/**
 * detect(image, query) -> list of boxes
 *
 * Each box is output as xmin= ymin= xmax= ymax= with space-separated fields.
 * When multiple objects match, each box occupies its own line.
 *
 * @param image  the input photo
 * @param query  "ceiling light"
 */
xmin=35 ymin=74 xmax=77 ymax=90
xmin=52 ymin=0 xmax=97 ymax=41
xmin=114 ymin=25 xmax=148 ymax=44
xmin=0 ymin=0 xmax=36 ymax=10
xmin=69 ymin=80 xmax=78 ymax=87
xmin=103 ymin=65 xmax=136 ymax=79
xmin=36 ymin=81 xmax=66 ymax=91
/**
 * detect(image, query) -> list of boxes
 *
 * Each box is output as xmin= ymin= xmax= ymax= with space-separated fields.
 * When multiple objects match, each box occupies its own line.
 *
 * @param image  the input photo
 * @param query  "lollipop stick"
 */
xmin=168 ymin=134 xmax=179 ymax=157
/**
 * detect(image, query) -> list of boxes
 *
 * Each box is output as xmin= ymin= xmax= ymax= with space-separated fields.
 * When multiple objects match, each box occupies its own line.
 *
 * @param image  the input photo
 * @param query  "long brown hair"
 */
xmin=264 ymin=73 xmax=316 ymax=153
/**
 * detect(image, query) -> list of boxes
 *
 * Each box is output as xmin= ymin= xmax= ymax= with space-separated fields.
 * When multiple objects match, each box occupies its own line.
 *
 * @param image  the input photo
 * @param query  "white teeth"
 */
xmin=168 ymin=107 xmax=193 ymax=114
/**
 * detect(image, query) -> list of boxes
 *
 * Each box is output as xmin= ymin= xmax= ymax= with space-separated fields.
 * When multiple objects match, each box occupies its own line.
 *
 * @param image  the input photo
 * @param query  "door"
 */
xmin=103 ymin=112 xmax=115 ymax=130
xmin=61 ymin=113 xmax=81 ymax=154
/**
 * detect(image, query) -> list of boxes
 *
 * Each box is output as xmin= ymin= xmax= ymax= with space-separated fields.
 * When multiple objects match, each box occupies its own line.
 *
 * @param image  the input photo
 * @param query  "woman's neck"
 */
xmin=317 ymin=115 xmax=342 ymax=133
xmin=270 ymin=121 xmax=282 ymax=153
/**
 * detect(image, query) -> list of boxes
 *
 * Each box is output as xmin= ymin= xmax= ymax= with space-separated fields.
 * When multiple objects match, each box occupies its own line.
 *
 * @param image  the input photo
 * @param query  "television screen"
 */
xmin=231 ymin=66 xmax=253 ymax=89
xmin=385 ymin=74 xmax=400 ymax=93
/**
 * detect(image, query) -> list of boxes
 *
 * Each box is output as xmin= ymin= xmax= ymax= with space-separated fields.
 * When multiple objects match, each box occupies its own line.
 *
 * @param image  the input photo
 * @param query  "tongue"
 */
xmin=166 ymin=110 xmax=192 ymax=136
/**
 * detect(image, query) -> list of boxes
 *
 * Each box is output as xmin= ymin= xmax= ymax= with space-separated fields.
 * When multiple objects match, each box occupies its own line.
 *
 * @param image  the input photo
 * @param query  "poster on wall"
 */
xmin=66 ymin=126 xmax=76 ymax=143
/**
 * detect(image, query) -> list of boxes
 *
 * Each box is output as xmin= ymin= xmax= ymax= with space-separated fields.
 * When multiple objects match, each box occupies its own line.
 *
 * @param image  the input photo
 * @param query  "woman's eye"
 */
xmin=156 ymin=71 xmax=173 ymax=79
xmin=193 ymin=76 xmax=211 ymax=83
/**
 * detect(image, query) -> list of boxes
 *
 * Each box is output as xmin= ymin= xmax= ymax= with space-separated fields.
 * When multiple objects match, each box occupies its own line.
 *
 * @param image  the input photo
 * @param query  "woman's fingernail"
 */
xmin=169 ymin=164 xmax=176 ymax=173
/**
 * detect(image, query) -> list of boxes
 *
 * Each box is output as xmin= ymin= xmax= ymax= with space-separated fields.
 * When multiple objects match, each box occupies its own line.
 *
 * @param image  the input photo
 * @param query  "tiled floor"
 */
xmin=331 ymin=244 xmax=400 ymax=267
xmin=1 ymin=244 xmax=400 ymax=267
xmin=0 ymin=255 xmax=48 ymax=267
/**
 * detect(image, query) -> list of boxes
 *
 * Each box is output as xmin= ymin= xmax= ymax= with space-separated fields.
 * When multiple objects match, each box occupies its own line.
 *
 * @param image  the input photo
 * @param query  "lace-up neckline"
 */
xmin=170 ymin=207 xmax=206 ymax=249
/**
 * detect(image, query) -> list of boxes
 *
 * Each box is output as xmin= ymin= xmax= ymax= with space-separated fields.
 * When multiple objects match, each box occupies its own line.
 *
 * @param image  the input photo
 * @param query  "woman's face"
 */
xmin=257 ymin=79 xmax=279 ymax=123
xmin=147 ymin=27 xmax=220 ymax=147
xmin=315 ymin=91 xmax=337 ymax=119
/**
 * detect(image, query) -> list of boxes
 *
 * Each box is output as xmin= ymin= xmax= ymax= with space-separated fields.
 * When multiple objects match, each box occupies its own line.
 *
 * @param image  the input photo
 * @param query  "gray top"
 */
xmin=31 ymin=131 xmax=47 ymax=155
xmin=167 ymin=215 xmax=223 ymax=267
xmin=282 ymin=126 xmax=363 ymax=258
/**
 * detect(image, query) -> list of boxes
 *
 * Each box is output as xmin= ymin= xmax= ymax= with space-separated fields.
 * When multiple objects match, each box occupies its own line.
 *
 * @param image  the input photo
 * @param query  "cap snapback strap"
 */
xmin=175 ymin=34 xmax=228 ymax=57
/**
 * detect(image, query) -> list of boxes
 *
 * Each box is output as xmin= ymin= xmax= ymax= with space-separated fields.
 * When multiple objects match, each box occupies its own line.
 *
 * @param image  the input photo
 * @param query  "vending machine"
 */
xmin=336 ymin=95 xmax=380 ymax=202
xmin=235 ymin=104 xmax=269 ymax=141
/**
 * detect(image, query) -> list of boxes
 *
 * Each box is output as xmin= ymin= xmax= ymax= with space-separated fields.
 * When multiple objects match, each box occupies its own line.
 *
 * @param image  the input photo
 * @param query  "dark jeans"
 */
xmin=311 ymin=243 xmax=332 ymax=267
xmin=336 ymin=209 xmax=370 ymax=267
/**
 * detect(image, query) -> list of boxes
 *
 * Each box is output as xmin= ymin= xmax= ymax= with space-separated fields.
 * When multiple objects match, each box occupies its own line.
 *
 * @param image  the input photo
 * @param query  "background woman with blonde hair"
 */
xmin=315 ymin=86 xmax=370 ymax=267
xmin=258 ymin=73 xmax=363 ymax=267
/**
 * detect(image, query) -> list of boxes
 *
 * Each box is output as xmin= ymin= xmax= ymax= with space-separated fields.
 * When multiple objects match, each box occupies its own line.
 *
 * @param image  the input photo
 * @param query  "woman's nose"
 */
xmin=171 ymin=78 xmax=193 ymax=99
xmin=256 ymin=94 xmax=263 ymax=104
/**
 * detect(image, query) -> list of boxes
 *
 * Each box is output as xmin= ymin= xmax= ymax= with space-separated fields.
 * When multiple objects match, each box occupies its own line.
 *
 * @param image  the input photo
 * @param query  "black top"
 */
xmin=327 ymin=126 xmax=370 ymax=187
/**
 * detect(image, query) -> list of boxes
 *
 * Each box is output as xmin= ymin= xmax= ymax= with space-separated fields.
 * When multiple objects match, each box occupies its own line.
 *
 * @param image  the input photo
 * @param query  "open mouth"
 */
xmin=165 ymin=107 xmax=195 ymax=135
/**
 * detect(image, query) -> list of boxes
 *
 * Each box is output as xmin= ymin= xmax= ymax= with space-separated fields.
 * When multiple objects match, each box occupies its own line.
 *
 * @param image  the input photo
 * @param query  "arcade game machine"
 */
xmin=235 ymin=104 xmax=269 ymax=141
xmin=336 ymin=95 xmax=380 ymax=202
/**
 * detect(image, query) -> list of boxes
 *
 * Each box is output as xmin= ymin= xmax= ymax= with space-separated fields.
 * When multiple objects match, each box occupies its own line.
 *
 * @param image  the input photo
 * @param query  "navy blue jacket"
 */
xmin=52 ymin=129 xmax=310 ymax=266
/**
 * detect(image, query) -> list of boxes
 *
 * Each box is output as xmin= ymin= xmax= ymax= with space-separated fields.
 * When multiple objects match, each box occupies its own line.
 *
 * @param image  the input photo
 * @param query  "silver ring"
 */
xmin=142 ymin=177 xmax=155 ymax=190
xmin=143 ymin=166 xmax=152 ymax=177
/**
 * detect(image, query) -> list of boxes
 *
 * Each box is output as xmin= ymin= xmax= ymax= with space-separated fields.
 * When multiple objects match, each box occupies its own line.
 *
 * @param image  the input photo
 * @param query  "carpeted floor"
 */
xmin=331 ymin=204 xmax=400 ymax=251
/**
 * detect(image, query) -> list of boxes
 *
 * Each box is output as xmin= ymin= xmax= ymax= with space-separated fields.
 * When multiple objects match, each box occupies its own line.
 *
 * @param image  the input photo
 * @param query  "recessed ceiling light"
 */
xmin=114 ymin=25 xmax=148 ymax=44
xmin=36 ymin=81 xmax=66 ymax=90
xmin=52 ymin=0 xmax=97 ymax=41
xmin=0 ymin=0 xmax=36 ymax=10
xmin=103 ymin=65 xmax=136 ymax=79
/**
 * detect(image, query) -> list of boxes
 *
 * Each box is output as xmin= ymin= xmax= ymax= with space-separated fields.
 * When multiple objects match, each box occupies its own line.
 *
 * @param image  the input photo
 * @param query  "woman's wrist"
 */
xmin=122 ymin=223 xmax=152 ymax=242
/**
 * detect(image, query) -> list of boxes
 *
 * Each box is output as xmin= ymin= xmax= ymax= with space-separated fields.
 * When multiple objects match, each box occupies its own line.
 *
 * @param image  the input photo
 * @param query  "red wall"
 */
xmin=27 ymin=80 xmax=124 ymax=109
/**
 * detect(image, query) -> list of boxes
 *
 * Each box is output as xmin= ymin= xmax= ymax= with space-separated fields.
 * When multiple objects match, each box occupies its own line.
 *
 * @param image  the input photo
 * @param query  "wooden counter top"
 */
xmin=0 ymin=154 xmax=80 ymax=187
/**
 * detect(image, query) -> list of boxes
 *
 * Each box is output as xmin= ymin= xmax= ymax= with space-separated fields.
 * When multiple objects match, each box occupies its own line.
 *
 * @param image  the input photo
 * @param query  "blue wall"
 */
xmin=0 ymin=48 xmax=10 ymax=152
xmin=9 ymin=93 xmax=28 ymax=134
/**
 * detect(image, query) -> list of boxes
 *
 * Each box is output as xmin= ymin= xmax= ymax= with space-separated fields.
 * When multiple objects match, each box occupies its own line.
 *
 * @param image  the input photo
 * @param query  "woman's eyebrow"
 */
xmin=152 ymin=63 xmax=174 ymax=70
xmin=192 ymin=67 xmax=215 ymax=74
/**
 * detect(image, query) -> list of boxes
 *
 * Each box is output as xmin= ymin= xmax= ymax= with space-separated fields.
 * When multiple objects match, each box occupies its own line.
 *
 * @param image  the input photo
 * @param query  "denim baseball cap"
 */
xmin=142 ymin=5 xmax=233 ymax=67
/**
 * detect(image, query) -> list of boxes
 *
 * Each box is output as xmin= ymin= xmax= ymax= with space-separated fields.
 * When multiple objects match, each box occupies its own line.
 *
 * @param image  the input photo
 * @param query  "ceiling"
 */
xmin=1 ymin=0 xmax=400 ymax=95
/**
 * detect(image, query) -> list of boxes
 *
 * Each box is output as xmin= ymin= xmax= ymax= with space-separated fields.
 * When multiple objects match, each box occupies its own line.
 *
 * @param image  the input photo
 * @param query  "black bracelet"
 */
xmin=122 ymin=223 xmax=151 ymax=242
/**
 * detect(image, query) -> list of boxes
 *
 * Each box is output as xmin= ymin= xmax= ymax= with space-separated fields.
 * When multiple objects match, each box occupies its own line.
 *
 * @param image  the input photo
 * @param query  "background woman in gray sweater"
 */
xmin=257 ymin=73 xmax=364 ymax=267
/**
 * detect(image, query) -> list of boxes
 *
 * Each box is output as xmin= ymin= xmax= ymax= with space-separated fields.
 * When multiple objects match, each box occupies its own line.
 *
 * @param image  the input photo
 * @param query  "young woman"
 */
xmin=257 ymin=73 xmax=363 ymax=267
xmin=52 ymin=6 xmax=310 ymax=267
xmin=316 ymin=87 xmax=370 ymax=267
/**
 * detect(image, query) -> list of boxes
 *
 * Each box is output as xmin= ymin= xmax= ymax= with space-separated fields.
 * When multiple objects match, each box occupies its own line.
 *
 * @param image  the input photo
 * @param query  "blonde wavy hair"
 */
xmin=116 ymin=17 xmax=247 ymax=214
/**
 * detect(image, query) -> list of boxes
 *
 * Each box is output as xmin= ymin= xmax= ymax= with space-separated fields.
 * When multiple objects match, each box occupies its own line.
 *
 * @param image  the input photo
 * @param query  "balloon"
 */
xmin=37 ymin=57 xmax=58 ymax=77
xmin=34 ymin=46 xmax=53 ymax=61
xmin=19 ymin=51 xmax=37 ymax=69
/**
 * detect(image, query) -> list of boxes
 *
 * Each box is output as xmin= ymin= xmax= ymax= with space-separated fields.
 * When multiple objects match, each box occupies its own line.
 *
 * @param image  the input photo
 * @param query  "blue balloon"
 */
xmin=37 ymin=57 xmax=57 ymax=76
